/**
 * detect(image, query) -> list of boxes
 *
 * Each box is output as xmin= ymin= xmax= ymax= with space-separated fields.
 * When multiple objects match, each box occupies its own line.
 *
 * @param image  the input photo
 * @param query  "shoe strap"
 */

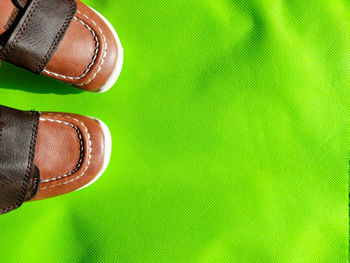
xmin=12 ymin=0 xmax=27 ymax=9
xmin=0 ymin=106 xmax=40 ymax=215
xmin=0 ymin=0 xmax=77 ymax=74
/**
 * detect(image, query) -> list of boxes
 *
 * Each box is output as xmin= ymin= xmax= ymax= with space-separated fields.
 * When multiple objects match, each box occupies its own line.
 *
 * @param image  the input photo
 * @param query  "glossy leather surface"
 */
xmin=33 ymin=112 xmax=105 ymax=200
xmin=0 ymin=0 xmax=77 ymax=73
xmin=0 ymin=0 xmax=120 ymax=91
xmin=0 ymin=106 xmax=39 ymax=214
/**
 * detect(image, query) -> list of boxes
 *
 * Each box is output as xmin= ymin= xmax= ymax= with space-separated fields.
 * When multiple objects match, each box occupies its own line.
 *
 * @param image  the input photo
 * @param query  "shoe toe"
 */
xmin=42 ymin=0 xmax=123 ymax=92
xmin=33 ymin=112 xmax=110 ymax=200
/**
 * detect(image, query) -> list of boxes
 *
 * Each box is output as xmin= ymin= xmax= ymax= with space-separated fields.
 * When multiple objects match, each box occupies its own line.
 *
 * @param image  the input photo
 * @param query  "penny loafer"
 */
xmin=0 ymin=0 xmax=123 ymax=92
xmin=0 ymin=105 xmax=112 ymax=214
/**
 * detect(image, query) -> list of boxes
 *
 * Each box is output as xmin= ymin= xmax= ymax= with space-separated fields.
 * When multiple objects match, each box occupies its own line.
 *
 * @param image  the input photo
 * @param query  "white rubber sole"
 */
xmin=78 ymin=117 xmax=112 ymax=190
xmin=89 ymin=6 xmax=124 ymax=93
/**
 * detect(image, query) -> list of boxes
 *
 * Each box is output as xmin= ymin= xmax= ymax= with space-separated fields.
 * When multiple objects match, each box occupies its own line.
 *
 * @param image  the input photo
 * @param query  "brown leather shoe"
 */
xmin=0 ymin=105 xmax=112 ymax=214
xmin=0 ymin=0 xmax=123 ymax=92
xmin=34 ymin=111 xmax=112 ymax=200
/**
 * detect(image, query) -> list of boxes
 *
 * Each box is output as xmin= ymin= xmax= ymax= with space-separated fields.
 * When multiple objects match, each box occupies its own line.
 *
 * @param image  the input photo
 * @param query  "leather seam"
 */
xmin=43 ymin=10 xmax=108 ymax=86
xmin=39 ymin=117 xmax=84 ymax=183
xmin=43 ymin=14 xmax=99 ymax=80
xmin=25 ymin=167 xmax=40 ymax=201
xmin=36 ymin=0 xmax=76 ymax=73
xmin=39 ymin=114 xmax=92 ymax=190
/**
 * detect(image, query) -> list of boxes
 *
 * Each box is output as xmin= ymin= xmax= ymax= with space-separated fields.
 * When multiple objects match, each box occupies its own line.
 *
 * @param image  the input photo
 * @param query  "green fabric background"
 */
xmin=0 ymin=0 xmax=348 ymax=262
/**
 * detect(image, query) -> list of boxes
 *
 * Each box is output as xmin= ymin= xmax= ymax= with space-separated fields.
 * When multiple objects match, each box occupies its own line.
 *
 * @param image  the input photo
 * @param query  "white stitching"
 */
xmin=40 ymin=114 xmax=92 ymax=190
xmin=74 ymin=10 xmax=108 ymax=86
xmin=43 ymin=10 xmax=107 ymax=86
xmin=39 ymin=117 xmax=84 ymax=182
xmin=43 ymin=16 xmax=99 ymax=80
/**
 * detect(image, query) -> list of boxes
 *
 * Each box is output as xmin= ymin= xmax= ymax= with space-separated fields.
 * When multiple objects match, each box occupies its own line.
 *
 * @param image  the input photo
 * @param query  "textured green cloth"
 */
xmin=0 ymin=0 xmax=348 ymax=262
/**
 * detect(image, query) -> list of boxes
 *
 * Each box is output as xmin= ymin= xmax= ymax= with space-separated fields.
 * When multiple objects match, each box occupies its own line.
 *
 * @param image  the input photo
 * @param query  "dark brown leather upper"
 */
xmin=0 ymin=106 xmax=40 ymax=215
xmin=0 ymin=0 xmax=77 ymax=74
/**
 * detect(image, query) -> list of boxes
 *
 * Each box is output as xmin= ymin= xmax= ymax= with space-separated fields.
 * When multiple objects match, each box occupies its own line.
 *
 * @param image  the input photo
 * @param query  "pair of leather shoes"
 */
xmin=0 ymin=0 xmax=122 ymax=214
